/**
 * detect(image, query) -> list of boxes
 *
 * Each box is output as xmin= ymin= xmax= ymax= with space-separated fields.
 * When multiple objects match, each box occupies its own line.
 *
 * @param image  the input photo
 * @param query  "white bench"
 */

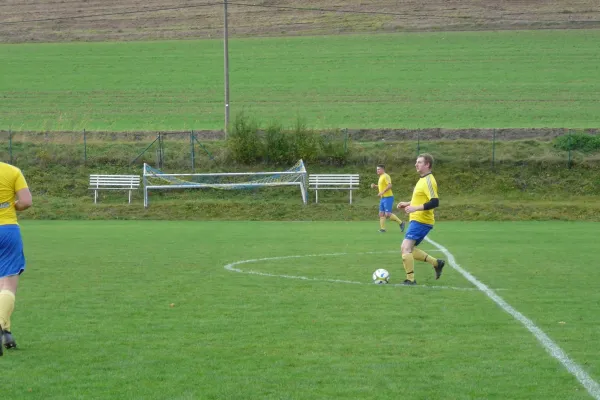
xmin=308 ymin=174 xmax=360 ymax=204
xmin=89 ymin=174 xmax=141 ymax=204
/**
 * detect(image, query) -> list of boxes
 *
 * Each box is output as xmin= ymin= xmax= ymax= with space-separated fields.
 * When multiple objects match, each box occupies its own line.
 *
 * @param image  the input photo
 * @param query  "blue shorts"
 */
xmin=0 ymin=225 xmax=26 ymax=278
xmin=404 ymin=220 xmax=433 ymax=246
xmin=379 ymin=196 xmax=394 ymax=213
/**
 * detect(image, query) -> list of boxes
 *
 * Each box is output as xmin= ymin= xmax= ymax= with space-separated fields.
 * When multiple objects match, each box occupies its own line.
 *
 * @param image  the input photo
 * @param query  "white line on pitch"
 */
xmin=425 ymin=237 xmax=600 ymax=400
xmin=224 ymin=252 xmax=484 ymax=292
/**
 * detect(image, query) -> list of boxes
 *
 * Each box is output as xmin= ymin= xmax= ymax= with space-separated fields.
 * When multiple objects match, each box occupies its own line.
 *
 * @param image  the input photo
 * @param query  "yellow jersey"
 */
xmin=378 ymin=173 xmax=393 ymax=198
xmin=409 ymin=173 xmax=438 ymax=225
xmin=0 ymin=162 xmax=29 ymax=226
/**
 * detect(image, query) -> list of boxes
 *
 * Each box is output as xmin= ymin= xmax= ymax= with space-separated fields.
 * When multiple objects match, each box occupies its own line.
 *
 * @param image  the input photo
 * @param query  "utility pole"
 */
xmin=223 ymin=0 xmax=230 ymax=135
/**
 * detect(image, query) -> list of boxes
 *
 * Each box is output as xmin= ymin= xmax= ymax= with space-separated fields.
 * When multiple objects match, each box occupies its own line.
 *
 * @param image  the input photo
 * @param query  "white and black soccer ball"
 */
xmin=372 ymin=268 xmax=390 ymax=284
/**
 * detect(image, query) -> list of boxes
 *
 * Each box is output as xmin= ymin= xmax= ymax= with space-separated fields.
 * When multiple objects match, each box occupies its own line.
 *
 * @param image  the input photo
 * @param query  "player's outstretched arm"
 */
xmin=15 ymin=188 xmax=32 ymax=211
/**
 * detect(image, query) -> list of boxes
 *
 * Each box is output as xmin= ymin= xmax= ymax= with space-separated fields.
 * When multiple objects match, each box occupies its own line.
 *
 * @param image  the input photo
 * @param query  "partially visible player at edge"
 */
xmin=370 ymin=164 xmax=405 ymax=233
xmin=396 ymin=154 xmax=445 ymax=285
xmin=0 ymin=161 xmax=33 ymax=355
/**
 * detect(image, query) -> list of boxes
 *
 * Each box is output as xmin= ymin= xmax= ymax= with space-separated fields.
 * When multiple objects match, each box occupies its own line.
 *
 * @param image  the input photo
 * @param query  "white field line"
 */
xmin=224 ymin=251 xmax=481 ymax=292
xmin=425 ymin=237 xmax=600 ymax=400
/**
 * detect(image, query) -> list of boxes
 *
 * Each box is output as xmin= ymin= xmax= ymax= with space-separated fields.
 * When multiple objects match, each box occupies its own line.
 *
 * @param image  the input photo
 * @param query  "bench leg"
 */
xmin=350 ymin=190 xmax=353 ymax=204
xmin=315 ymin=189 xmax=318 ymax=204
xmin=94 ymin=190 xmax=98 ymax=204
xmin=128 ymin=190 xmax=132 ymax=204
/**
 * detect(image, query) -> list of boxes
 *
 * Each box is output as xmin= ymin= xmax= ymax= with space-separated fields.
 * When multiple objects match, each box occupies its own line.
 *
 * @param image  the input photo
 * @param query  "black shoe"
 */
xmin=434 ymin=259 xmax=446 ymax=280
xmin=378 ymin=229 xmax=386 ymax=233
xmin=0 ymin=328 xmax=3 ymax=356
xmin=402 ymin=279 xmax=417 ymax=286
xmin=2 ymin=331 xmax=17 ymax=350
xmin=400 ymin=221 xmax=406 ymax=232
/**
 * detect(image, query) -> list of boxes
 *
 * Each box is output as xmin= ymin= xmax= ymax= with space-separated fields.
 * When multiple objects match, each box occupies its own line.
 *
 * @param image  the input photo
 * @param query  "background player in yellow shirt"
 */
xmin=370 ymin=164 xmax=405 ymax=233
xmin=0 ymin=161 xmax=33 ymax=355
xmin=396 ymin=154 xmax=445 ymax=285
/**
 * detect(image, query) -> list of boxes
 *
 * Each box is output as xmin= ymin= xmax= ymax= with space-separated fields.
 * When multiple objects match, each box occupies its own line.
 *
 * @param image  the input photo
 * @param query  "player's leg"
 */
xmin=380 ymin=197 xmax=397 ymax=232
xmin=0 ymin=275 xmax=18 ymax=352
xmin=0 ymin=226 xmax=25 ymax=352
xmin=388 ymin=213 xmax=405 ymax=232
xmin=412 ymin=247 xmax=446 ymax=280
xmin=401 ymin=221 xmax=435 ymax=285
xmin=385 ymin=197 xmax=405 ymax=231
xmin=400 ymin=237 xmax=416 ymax=285
xmin=378 ymin=199 xmax=387 ymax=232
xmin=378 ymin=212 xmax=387 ymax=232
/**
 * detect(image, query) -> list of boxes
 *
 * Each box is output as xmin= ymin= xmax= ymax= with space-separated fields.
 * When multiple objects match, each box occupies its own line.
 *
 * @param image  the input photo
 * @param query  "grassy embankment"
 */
xmin=2 ymin=132 xmax=599 ymax=221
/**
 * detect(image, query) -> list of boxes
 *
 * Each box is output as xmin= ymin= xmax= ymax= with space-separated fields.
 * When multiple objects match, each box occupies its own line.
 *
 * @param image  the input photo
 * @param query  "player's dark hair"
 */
xmin=376 ymin=164 xmax=385 ymax=170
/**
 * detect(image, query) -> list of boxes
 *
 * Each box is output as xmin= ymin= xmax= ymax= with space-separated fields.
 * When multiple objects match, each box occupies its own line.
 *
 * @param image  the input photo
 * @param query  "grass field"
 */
xmin=3 ymin=220 xmax=599 ymax=399
xmin=1 ymin=29 xmax=599 ymax=131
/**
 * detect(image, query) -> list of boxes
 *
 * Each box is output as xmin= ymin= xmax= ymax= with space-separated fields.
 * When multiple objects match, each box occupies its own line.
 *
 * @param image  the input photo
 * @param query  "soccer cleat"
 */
xmin=378 ymin=229 xmax=386 ymax=233
xmin=434 ymin=259 xmax=446 ymax=280
xmin=2 ymin=331 xmax=17 ymax=350
xmin=402 ymin=279 xmax=417 ymax=286
xmin=0 ymin=327 xmax=3 ymax=356
xmin=400 ymin=221 xmax=406 ymax=232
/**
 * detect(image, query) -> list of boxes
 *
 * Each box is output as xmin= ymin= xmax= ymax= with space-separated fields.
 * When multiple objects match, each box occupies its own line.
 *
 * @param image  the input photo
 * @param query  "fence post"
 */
xmin=83 ymin=129 xmax=87 ymax=165
xmin=190 ymin=130 xmax=196 ymax=172
xmin=158 ymin=133 xmax=164 ymax=169
xmin=8 ymin=130 xmax=13 ymax=164
xmin=344 ymin=128 xmax=348 ymax=153
xmin=492 ymin=129 xmax=496 ymax=171
xmin=568 ymin=132 xmax=572 ymax=169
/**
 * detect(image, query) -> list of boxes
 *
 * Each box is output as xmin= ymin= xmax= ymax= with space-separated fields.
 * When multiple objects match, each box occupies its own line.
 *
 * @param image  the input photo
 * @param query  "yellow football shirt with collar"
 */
xmin=409 ymin=173 xmax=438 ymax=225
xmin=0 ymin=162 xmax=28 ymax=226
xmin=377 ymin=173 xmax=393 ymax=198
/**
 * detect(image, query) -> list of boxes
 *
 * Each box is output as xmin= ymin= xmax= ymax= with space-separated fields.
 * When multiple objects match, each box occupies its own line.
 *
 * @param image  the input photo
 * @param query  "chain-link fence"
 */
xmin=0 ymin=130 xmax=221 ymax=173
xmin=1 ymin=129 xmax=599 ymax=173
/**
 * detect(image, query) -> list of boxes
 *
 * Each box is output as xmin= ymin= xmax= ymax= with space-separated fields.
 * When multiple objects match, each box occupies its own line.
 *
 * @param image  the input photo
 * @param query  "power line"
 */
xmin=0 ymin=0 xmax=83 ymax=7
xmin=227 ymin=2 xmax=475 ymax=18
xmin=0 ymin=3 xmax=221 ymax=24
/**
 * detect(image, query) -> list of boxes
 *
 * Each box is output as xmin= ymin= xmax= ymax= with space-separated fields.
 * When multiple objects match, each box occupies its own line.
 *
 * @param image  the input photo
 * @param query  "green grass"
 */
xmin=1 ymin=29 xmax=599 ymax=131
xmin=4 ymin=221 xmax=600 ymax=399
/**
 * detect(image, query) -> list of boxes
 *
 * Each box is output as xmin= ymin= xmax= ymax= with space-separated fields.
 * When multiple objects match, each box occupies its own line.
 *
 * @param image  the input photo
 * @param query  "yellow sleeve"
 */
xmin=14 ymin=170 xmax=28 ymax=192
xmin=424 ymin=175 xmax=437 ymax=200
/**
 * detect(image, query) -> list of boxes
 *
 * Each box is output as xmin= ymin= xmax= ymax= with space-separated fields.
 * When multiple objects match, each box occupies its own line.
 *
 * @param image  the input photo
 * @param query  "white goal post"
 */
xmin=142 ymin=160 xmax=308 ymax=208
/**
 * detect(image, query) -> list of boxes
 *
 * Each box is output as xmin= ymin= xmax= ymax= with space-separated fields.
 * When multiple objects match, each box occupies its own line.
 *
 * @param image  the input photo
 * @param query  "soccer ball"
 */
xmin=372 ymin=268 xmax=390 ymax=284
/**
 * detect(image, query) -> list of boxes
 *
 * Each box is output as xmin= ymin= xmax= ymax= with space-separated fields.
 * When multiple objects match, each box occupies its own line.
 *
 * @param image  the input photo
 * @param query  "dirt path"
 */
xmin=1 ymin=0 xmax=599 ymax=43
xmin=3 ymin=128 xmax=597 ymax=142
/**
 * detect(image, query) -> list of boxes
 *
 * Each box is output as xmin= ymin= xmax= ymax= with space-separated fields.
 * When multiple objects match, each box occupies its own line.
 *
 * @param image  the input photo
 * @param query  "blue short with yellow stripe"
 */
xmin=0 ymin=224 xmax=26 ymax=278
xmin=379 ymin=196 xmax=394 ymax=213
xmin=404 ymin=220 xmax=433 ymax=246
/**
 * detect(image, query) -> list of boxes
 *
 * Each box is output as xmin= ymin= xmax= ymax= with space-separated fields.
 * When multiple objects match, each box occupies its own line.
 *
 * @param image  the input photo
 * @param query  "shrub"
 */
xmin=289 ymin=118 xmax=320 ymax=163
xmin=227 ymin=112 xmax=262 ymax=163
xmin=264 ymin=121 xmax=291 ymax=165
xmin=553 ymin=133 xmax=600 ymax=153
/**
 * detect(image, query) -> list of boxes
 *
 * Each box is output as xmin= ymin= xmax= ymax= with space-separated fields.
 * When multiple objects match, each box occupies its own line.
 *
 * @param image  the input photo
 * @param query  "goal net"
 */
xmin=142 ymin=159 xmax=308 ymax=207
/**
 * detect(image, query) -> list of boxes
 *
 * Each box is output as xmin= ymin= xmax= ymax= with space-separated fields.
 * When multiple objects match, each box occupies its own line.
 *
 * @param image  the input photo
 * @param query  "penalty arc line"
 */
xmin=224 ymin=251 xmax=491 ymax=292
xmin=425 ymin=237 xmax=600 ymax=400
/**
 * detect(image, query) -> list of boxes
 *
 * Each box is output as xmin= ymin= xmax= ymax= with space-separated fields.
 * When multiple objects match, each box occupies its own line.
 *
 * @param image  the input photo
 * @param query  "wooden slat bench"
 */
xmin=89 ymin=174 xmax=141 ymax=204
xmin=308 ymin=174 xmax=360 ymax=204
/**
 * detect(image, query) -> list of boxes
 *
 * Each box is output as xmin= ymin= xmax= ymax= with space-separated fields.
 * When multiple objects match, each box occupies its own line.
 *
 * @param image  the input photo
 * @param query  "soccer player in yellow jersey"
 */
xmin=370 ymin=164 xmax=405 ymax=233
xmin=396 ymin=154 xmax=445 ymax=285
xmin=0 ymin=161 xmax=32 ymax=355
